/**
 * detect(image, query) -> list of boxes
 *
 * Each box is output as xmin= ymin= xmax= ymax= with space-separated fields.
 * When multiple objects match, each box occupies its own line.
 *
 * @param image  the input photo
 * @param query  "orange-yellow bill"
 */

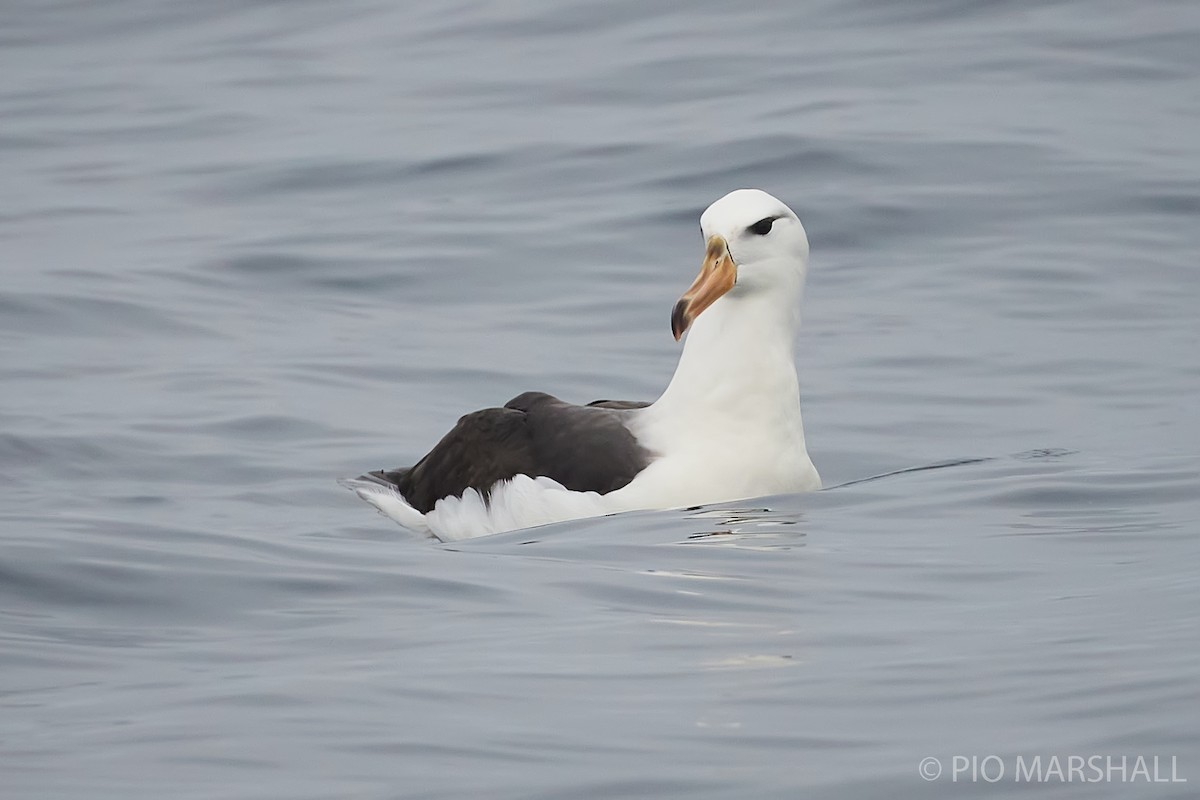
xmin=671 ymin=235 xmax=736 ymax=340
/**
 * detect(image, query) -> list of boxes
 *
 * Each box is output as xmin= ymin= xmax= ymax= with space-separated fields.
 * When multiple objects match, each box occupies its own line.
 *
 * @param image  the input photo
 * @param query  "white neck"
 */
xmin=654 ymin=276 xmax=804 ymax=421
xmin=617 ymin=271 xmax=819 ymax=506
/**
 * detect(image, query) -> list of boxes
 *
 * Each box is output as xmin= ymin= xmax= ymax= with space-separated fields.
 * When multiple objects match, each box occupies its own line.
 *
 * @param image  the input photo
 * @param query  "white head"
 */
xmin=672 ymin=189 xmax=810 ymax=339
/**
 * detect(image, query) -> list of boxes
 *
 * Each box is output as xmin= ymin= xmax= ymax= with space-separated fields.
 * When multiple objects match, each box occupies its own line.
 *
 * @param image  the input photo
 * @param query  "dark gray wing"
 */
xmin=365 ymin=391 xmax=652 ymax=513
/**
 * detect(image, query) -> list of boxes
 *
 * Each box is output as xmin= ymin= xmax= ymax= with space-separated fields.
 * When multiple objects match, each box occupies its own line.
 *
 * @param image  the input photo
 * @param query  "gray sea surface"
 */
xmin=3 ymin=1 xmax=1200 ymax=797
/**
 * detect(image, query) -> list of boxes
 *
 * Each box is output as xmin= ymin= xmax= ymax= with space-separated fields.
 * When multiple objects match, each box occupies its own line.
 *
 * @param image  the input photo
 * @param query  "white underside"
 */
xmin=345 ymin=445 xmax=820 ymax=543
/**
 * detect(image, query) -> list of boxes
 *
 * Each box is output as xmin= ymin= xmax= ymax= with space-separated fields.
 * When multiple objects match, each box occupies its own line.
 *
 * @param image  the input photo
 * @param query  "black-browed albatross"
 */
xmin=342 ymin=189 xmax=821 ymax=540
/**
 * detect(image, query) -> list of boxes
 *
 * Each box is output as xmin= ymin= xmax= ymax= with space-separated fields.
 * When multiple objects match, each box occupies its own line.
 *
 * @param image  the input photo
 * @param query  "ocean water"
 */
xmin=3 ymin=1 xmax=1199 ymax=797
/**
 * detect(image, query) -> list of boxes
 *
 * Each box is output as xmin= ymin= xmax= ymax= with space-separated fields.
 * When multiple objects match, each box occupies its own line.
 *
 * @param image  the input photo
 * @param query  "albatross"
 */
xmin=342 ymin=188 xmax=821 ymax=540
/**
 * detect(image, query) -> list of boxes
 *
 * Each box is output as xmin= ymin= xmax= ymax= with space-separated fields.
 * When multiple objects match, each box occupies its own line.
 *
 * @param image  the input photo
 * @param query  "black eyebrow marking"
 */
xmin=747 ymin=215 xmax=781 ymax=236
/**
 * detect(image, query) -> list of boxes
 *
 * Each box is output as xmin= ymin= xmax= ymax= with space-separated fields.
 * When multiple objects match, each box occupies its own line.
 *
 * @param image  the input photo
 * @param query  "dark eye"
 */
xmin=748 ymin=216 xmax=776 ymax=236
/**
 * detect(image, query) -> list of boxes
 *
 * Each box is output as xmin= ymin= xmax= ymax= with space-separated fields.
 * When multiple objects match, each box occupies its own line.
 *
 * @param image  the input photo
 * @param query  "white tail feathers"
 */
xmin=339 ymin=473 xmax=614 ymax=542
xmin=337 ymin=477 xmax=433 ymax=536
